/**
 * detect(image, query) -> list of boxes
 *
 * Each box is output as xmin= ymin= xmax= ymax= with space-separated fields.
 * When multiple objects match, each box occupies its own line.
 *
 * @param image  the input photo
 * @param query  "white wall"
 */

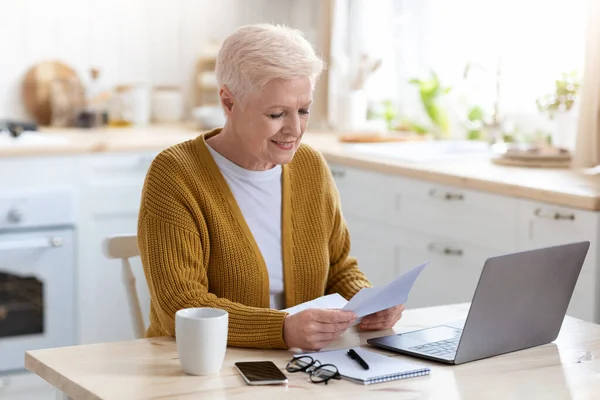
xmin=0 ymin=0 xmax=318 ymax=121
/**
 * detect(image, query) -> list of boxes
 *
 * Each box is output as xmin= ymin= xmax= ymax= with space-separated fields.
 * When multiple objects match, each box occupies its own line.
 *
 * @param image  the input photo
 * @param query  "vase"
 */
xmin=553 ymin=102 xmax=580 ymax=150
xmin=338 ymin=90 xmax=368 ymax=131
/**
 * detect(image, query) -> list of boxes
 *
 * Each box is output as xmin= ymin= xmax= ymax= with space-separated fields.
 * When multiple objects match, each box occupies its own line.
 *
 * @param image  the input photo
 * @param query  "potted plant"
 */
xmin=535 ymin=71 xmax=581 ymax=149
xmin=409 ymin=72 xmax=452 ymax=139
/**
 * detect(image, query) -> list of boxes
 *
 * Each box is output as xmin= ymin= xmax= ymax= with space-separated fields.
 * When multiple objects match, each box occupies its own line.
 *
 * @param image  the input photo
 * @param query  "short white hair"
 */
xmin=215 ymin=23 xmax=324 ymax=103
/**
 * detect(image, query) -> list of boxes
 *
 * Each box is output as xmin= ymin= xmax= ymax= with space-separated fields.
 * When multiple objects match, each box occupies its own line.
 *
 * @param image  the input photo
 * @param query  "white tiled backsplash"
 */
xmin=0 ymin=0 xmax=318 ymax=121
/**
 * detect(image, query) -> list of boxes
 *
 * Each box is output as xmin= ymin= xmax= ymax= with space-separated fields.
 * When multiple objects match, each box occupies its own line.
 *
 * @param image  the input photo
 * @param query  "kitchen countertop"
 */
xmin=303 ymin=134 xmax=600 ymax=212
xmin=0 ymin=124 xmax=200 ymax=156
xmin=1 ymin=124 xmax=599 ymax=211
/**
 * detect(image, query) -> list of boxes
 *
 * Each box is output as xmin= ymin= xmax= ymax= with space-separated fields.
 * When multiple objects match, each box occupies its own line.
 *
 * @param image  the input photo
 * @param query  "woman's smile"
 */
xmin=271 ymin=139 xmax=296 ymax=150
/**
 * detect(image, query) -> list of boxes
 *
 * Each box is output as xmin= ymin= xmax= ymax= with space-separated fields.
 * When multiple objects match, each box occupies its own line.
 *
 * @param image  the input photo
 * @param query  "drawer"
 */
xmin=328 ymin=163 xmax=392 ymax=223
xmin=0 ymin=156 xmax=76 ymax=186
xmin=517 ymin=200 xmax=598 ymax=245
xmin=391 ymin=177 xmax=518 ymax=251
xmin=393 ymin=227 xmax=504 ymax=309
xmin=517 ymin=199 xmax=599 ymax=276
xmin=80 ymin=184 xmax=144 ymax=216
xmin=76 ymin=152 xmax=158 ymax=185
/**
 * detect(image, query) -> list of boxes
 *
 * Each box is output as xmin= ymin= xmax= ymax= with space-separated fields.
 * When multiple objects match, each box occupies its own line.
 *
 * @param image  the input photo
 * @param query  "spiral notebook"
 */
xmin=295 ymin=347 xmax=430 ymax=385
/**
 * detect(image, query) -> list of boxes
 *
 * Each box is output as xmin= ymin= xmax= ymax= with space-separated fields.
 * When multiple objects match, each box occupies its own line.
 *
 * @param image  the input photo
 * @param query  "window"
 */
xmin=342 ymin=0 xmax=588 ymax=148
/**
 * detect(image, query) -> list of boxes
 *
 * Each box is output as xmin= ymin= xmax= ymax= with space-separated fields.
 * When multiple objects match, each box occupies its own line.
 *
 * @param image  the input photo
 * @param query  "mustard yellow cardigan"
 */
xmin=137 ymin=128 xmax=371 ymax=349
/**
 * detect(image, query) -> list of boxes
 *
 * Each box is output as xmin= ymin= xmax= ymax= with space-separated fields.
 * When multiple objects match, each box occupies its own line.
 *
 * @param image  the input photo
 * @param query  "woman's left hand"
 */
xmin=359 ymin=304 xmax=405 ymax=330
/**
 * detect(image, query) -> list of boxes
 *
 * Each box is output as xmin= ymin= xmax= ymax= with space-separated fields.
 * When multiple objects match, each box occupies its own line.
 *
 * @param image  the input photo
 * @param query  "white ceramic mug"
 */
xmin=175 ymin=308 xmax=228 ymax=375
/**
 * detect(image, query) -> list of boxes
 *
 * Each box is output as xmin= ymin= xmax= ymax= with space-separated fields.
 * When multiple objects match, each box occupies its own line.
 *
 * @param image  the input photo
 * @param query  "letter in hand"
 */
xmin=359 ymin=304 xmax=405 ymax=330
xmin=283 ymin=308 xmax=357 ymax=351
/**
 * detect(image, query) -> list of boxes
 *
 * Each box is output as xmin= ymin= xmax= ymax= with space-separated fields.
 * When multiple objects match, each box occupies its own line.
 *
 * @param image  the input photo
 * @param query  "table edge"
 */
xmin=25 ymin=351 xmax=102 ymax=400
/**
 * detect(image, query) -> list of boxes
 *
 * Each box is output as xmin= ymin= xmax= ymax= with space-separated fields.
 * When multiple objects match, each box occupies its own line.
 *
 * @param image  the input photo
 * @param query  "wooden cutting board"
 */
xmin=338 ymin=132 xmax=427 ymax=143
xmin=21 ymin=61 xmax=85 ymax=125
xmin=491 ymin=156 xmax=571 ymax=168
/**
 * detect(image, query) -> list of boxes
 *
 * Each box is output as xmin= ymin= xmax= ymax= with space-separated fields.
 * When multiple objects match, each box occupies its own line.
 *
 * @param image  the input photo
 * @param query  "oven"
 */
xmin=0 ymin=189 xmax=76 ymax=373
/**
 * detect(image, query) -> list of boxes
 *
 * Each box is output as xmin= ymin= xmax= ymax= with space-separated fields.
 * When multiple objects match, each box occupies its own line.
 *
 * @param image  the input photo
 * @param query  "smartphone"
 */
xmin=234 ymin=361 xmax=288 ymax=385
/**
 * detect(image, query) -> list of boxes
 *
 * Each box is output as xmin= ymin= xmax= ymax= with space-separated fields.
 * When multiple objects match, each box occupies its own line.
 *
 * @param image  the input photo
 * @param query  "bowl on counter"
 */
xmin=192 ymin=106 xmax=226 ymax=130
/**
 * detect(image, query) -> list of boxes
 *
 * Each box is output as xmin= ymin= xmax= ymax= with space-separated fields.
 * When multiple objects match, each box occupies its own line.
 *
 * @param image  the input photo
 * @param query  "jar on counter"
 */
xmin=151 ymin=86 xmax=184 ymax=123
xmin=109 ymin=84 xmax=151 ymax=127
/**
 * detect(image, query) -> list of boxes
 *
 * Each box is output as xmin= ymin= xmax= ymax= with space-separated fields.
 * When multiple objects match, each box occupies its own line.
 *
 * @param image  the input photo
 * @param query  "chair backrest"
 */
xmin=102 ymin=234 xmax=145 ymax=339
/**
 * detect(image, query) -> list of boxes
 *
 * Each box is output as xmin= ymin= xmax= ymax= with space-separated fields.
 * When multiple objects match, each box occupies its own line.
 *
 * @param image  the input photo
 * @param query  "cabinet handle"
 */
xmin=534 ymin=208 xmax=575 ymax=221
xmin=428 ymin=189 xmax=464 ymax=201
xmin=428 ymin=243 xmax=464 ymax=256
xmin=0 ymin=237 xmax=61 ymax=251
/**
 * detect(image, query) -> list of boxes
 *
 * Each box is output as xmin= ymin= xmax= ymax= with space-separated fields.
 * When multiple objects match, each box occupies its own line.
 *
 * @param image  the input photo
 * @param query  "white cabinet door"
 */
xmin=77 ymin=184 xmax=150 ymax=344
xmin=345 ymin=216 xmax=395 ymax=287
xmin=393 ymin=227 xmax=504 ymax=310
xmin=517 ymin=200 xmax=599 ymax=323
xmin=0 ymin=371 xmax=55 ymax=400
xmin=77 ymin=211 xmax=150 ymax=344
xmin=389 ymin=176 xmax=518 ymax=252
xmin=328 ymin=163 xmax=391 ymax=223
xmin=0 ymin=157 xmax=76 ymax=188
xmin=329 ymin=163 xmax=396 ymax=286
xmin=76 ymin=152 xmax=155 ymax=344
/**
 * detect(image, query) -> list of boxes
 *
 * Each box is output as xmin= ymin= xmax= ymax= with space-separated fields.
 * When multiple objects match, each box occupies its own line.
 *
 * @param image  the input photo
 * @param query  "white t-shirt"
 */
xmin=206 ymin=144 xmax=285 ymax=309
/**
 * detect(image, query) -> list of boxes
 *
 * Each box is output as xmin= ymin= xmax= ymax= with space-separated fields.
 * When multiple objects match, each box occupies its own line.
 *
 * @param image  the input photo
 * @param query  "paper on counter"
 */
xmin=281 ymin=261 xmax=428 ymax=318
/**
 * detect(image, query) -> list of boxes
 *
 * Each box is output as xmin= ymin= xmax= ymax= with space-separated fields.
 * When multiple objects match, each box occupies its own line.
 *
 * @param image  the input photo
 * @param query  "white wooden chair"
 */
xmin=101 ymin=234 xmax=146 ymax=339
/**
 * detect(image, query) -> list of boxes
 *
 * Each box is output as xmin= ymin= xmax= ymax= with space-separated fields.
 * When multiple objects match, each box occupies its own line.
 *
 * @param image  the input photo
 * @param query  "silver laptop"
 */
xmin=367 ymin=241 xmax=590 ymax=365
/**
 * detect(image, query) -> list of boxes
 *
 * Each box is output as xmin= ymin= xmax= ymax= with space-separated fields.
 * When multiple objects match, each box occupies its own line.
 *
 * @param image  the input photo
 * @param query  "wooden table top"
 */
xmin=25 ymin=304 xmax=600 ymax=399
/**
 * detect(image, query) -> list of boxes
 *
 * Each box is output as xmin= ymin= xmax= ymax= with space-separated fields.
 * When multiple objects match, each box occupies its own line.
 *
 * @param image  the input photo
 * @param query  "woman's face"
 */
xmin=223 ymin=76 xmax=313 ymax=170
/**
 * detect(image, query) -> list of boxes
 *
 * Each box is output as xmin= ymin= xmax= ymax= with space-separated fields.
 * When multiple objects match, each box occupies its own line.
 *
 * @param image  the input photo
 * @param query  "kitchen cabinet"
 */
xmin=516 ymin=200 xmax=599 ymax=322
xmin=392 ymin=227 xmax=504 ymax=308
xmin=328 ymin=162 xmax=600 ymax=323
xmin=389 ymin=176 xmax=518 ymax=252
xmin=330 ymin=164 xmax=392 ymax=224
xmin=344 ymin=216 xmax=395 ymax=287
xmin=1 ymin=150 xmax=598 ymax=350
xmin=0 ymin=157 xmax=76 ymax=188
xmin=0 ymin=371 xmax=54 ymax=400
xmin=75 ymin=153 xmax=155 ymax=344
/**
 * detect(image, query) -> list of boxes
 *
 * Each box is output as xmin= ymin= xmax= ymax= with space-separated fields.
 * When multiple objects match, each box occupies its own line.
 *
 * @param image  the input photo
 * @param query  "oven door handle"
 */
xmin=0 ymin=237 xmax=63 ymax=251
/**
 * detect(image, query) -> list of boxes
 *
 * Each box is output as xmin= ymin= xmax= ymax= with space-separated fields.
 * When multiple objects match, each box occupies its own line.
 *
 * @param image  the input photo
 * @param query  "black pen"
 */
xmin=347 ymin=349 xmax=369 ymax=370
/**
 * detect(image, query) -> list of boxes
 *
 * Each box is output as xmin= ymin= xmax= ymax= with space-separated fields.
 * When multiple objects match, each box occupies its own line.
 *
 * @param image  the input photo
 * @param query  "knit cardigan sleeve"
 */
xmin=137 ymin=152 xmax=288 ymax=349
xmin=320 ymin=158 xmax=373 ymax=299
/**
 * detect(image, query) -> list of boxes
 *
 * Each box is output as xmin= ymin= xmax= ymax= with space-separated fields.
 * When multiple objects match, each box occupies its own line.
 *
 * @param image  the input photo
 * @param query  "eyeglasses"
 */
xmin=286 ymin=355 xmax=341 ymax=385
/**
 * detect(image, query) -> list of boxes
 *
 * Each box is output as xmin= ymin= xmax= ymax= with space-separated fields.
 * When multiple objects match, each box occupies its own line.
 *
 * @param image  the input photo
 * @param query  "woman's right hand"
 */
xmin=283 ymin=309 xmax=357 ymax=351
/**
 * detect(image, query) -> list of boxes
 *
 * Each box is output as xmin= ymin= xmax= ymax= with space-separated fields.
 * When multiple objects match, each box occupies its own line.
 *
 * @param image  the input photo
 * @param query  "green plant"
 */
xmin=398 ymin=118 xmax=429 ymax=135
xmin=367 ymin=100 xmax=398 ymax=131
xmin=536 ymin=71 xmax=581 ymax=119
xmin=382 ymin=100 xmax=397 ymax=131
xmin=409 ymin=72 xmax=452 ymax=138
xmin=465 ymin=105 xmax=485 ymax=140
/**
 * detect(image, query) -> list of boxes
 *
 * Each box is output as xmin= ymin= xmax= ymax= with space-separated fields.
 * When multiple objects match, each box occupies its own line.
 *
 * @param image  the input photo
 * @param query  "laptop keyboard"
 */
xmin=408 ymin=336 xmax=461 ymax=358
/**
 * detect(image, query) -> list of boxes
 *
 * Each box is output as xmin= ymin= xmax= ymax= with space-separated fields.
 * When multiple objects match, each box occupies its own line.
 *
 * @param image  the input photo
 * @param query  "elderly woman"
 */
xmin=138 ymin=23 xmax=403 ymax=351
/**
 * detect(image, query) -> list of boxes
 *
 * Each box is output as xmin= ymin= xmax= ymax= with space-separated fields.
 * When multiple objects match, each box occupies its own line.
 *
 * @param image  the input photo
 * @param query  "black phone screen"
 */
xmin=234 ymin=361 xmax=288 ymax=383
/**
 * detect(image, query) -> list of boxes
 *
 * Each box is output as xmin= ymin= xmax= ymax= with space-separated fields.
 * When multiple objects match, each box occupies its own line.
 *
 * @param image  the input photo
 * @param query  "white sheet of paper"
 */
xmin=282 ymin=293 xmax=348 ymax=315
xmin=281 ymin=261 xmax=428 ymax=318
xmin=342 ymin=261 xmax=428 ymax=317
